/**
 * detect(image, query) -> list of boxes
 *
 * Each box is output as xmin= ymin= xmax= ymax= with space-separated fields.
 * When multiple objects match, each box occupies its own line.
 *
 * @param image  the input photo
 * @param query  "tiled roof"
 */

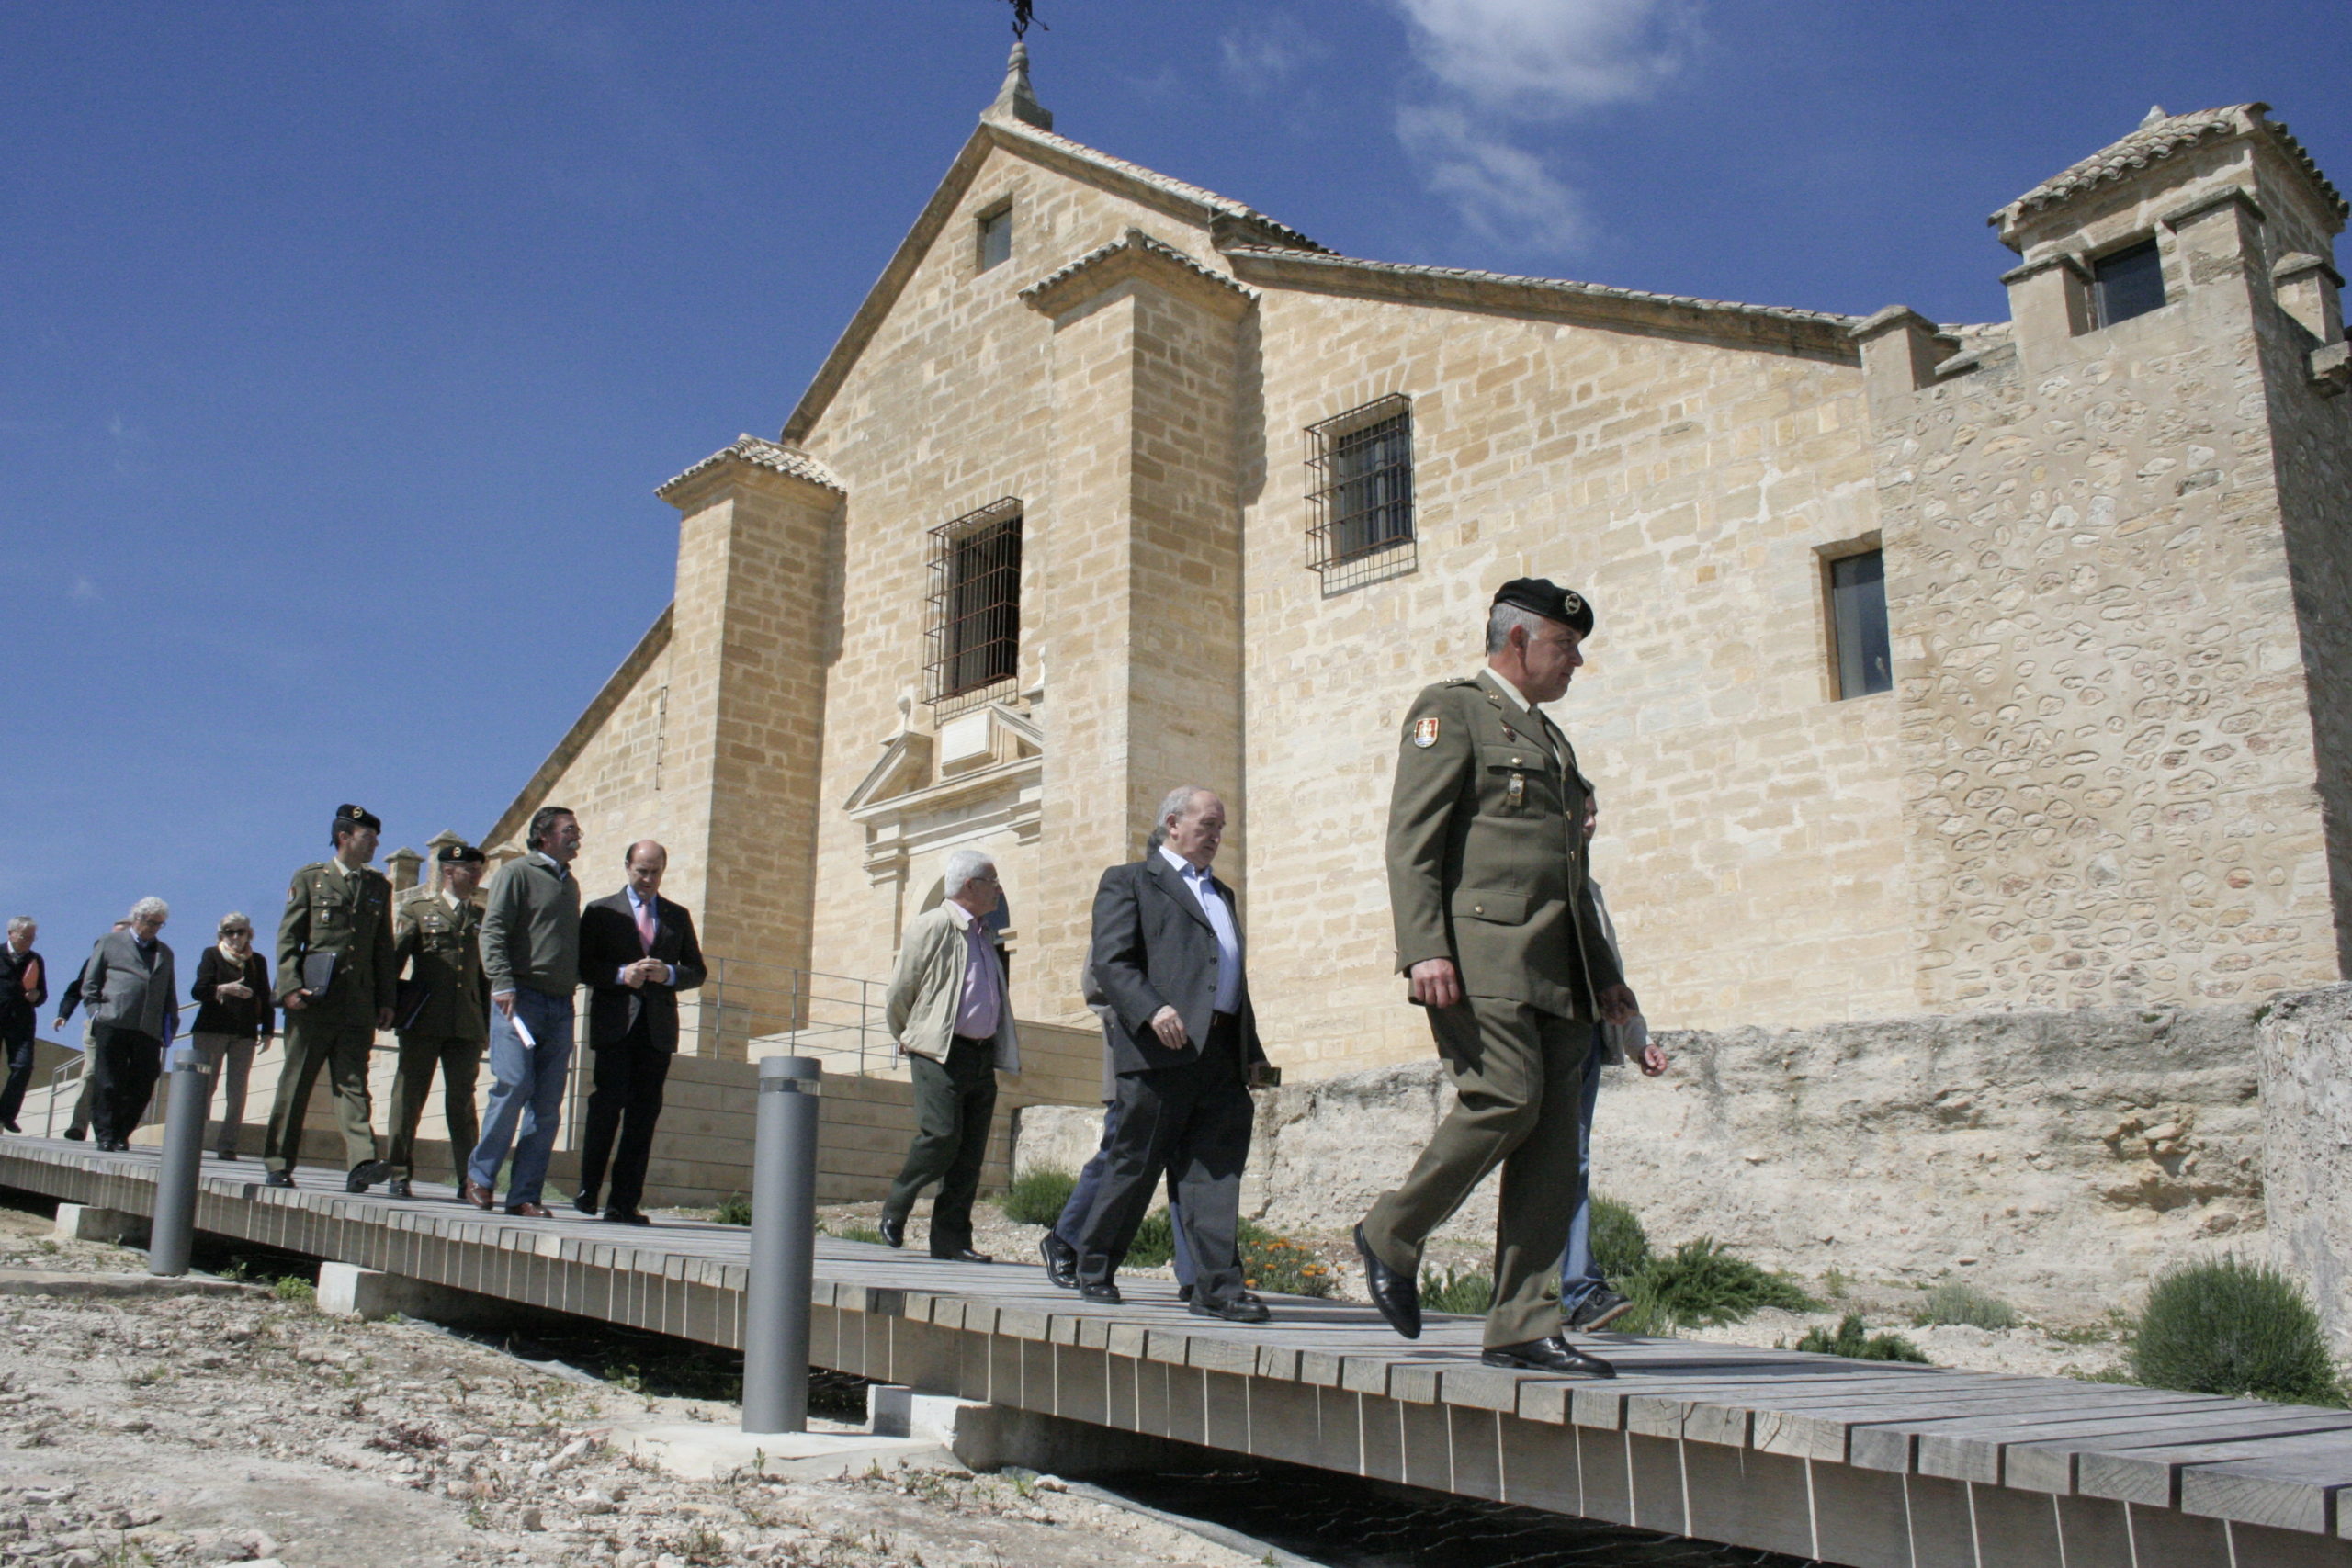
xmin=990 ymin=118 xmax=1325 ymax=254
xmin=1019 ymin=228 xmax=1255 ymax=310
xmin=1993 ymin=104 xmax=2346 ymax=232
xmin=658 ymin=434 xmax=844 ymax=500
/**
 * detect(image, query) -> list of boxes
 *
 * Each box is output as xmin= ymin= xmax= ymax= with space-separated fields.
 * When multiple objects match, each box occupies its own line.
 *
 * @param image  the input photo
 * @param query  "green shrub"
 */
xmin=1915 ymin=1281 xmax=2018 ymax=1331
xmin=1125 ymin=1210 xmax=1176 ymax=1269
xmin=1419 ymin=1265 xmax=1494 ymax=1317
xmin=1636 ymin=1239 xmax=1818 ymax=1328
xmin=272 ymin=1275 xmax=316 ymax=1305
xmin=832 ymin=1224 xmax=883 ymax=1246
xmin=1798 ymin=1313 xmax=1930 ymax=1364
xmin=1000 ymin=1168 xmax=1078 ymax=1227
xmin=1236 ymin=1221 xmax=1334 ymax=1298
xmin=2131 ymin=1256 xmax=2344 ymax=1405
xmin=1588 ymin=1195 xmax=1651 ymax=1282
xmin=714 ymin=1193 xmax=752 ymax=1226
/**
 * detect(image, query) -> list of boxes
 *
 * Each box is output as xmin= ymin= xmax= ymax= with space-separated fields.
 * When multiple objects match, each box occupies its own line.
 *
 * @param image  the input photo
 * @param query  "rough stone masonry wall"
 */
xmin=1018 ymin=1003 xmax=2266 ymax=1310
xmin=2257 ymin=984 xmax=2352 ymax=1351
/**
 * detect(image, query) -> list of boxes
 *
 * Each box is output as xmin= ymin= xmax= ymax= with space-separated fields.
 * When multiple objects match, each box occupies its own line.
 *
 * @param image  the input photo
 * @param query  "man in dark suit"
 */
xmin=573 ymin=840 xmax=706 ymax=1224
xmin=0 ymin=917 xmax=49 ymax=1134
xmin=1069 ymin=786 xmax=1272 ymax=1323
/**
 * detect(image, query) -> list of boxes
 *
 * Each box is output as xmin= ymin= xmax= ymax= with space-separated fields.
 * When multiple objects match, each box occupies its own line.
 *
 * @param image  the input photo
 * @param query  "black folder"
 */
xmin=393 ymin=977 xmax=434 ymax=1032
xmin=300 ymin=951 xmax=338 ymax=1000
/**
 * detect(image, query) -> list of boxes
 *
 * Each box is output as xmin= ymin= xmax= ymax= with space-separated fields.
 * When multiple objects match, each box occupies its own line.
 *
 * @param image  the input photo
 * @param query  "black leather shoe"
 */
xmin=1190 ymin=1292 xmax=1271 ymax=1325
xmin=933 ymin=1247 xmax=992 ymax=1264
xmin=1080 ymin=1281 xmax=1123 ymax=1304
xmin=1566 ymin=1286 xmax=1635 ymax=1333
xmin=603 ymin=1208 xmax=652 ymax=1225
xmin=215 ymin=1150 xmax=240 ymax=1162
xmin=345 ymin=1159 xmax=390 ymax=1194
xmin=62 ymin=1126 xmax=86 ymax=1141
xmin=572 ymin=1191 xmax=600 ymax=1217
xmin=1039 ymin=1232 xmax=1080 ymax=1289
xmin=1177 ymin=1283 xmax=1193 ymax=1304
xmin=876 ymin=1213 xmax=905 ymax=1249
xmin=1481 ymin=1337 xmax=1616 ymax=1378
xmin=1355 ymin=1224 xmax=1421 ymax=1340
xmin=385 ymin=1179 xmax=413 ymax=1200
xmin=263 ymin=1170 xmax=296 ymax=1189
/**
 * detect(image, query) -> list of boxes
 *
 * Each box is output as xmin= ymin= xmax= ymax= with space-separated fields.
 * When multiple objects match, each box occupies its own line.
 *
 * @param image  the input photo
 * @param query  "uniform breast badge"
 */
xmin=1412 ymin=717 xmax=1441 ymax=748
xmin=1507 ymin=774 xmax=1526 ymax=807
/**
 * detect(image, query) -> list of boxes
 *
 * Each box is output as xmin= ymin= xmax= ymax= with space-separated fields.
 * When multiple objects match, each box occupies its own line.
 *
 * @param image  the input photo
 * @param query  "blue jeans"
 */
xmin=1055 ymin=1097 xmax=1193 ymax=1288
xmin=1555 ymin=1024 xmax=1609 ymax=1314
xmin=467 ymin=987 xmax=574 ymax=1205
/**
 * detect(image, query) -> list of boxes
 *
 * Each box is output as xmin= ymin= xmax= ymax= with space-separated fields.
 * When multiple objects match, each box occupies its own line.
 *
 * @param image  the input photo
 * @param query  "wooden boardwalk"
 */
xmin=6 ymin=1135 xmax=2352 ymax=1568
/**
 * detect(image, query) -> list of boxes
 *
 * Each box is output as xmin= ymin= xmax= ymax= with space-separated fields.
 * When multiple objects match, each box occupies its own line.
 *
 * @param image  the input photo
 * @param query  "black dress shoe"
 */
xmin=1566 ymin=1286 xmax=1635 ymax=1333
xmin=1355 ymin=1224 xmax=1421 ymax=1339
xmin=603 ymin=1209 xmax=652 ymax=1225
xmin=1080 ymin=1281 xmax=1123 ymax=1303
xmin=933 ymin=1247 xmax=992 ymax=1264
xmin=264 ymin=1170 xmax=296 ymax=1189
xmin=1190 ymin=1292 xmax=1271 ymax=1325
xmin=345 ymin=1159 xmax=390 ymax=1194
xmin=386 ymin=1179 xmax=413 ymax=1200
xmin=572 ymin=1191 xmax=600 ymax=1217
xmin=1177 ymin=1282 xmax=1193 ymax=1304
xmin=1039 ymin=1231 xmax=1080 ymax=1289
xmin=62 ymin=1126 xmax=85 ymax=1142
xmin=215 ymin=1150 xmax=240 ymax=1162
xmin=876 ymin=1213 xmax=905 ymax=1249
xmin=1481 ymin=1337 xmax=1616 ymax=1378
xmin=1 ymin=1117 xmax=19 ymax=1133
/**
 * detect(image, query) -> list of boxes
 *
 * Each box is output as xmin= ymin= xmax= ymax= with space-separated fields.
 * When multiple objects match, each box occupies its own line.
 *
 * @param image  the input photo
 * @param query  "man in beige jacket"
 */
xmin=879 ymin=849 xmax=1020 ymax=1261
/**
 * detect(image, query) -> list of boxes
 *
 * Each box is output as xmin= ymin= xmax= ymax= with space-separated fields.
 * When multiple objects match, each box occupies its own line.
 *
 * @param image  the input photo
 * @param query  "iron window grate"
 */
xmin=924 ymin=498 xmax=1023 ymax=709
xmin=1306 ymin=394 xmax=1416 ymax=592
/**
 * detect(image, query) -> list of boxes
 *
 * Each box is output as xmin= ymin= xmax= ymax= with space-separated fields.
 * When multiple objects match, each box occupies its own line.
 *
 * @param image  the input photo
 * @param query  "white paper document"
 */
xmin=510 ymin=1010 xmax=537 ymax=1050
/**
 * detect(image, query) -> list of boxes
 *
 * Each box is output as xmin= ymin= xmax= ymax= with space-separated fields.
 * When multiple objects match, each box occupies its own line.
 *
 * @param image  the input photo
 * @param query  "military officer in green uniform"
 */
xmin=1354 ymin=579 xmax=1639 ymax=1378
xmin=262 ymin=804 xmax=398 ymax=1192
xmin=384 ymin=841 xmax=491 ymax=1200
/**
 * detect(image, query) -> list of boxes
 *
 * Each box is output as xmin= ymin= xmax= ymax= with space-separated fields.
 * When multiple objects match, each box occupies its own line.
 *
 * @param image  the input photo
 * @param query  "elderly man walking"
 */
xmin=0 ymin=918 xmax=48 ymax=1134
xmin=464 ymin=807 xmax=583 ymax=1217
xmin=1354 ymin=580 xmax=1640 ymax=1377
xmin=81 ymin=899 xmax=179 ymax=1152
xmin=879 ymin=849 xmax=1018 ymax=1262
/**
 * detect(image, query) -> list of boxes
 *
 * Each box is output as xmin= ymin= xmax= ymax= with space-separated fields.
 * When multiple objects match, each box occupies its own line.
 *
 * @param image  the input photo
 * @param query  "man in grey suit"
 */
xmin=1069 ymin=786 xmax=1272 ymax=1322
xmin=80 ymin=898 xmax=179 ymax=1152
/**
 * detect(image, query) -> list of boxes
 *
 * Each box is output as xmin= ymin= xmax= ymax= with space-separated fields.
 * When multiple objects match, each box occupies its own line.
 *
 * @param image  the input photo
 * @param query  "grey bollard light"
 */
xmin=741 ymin=1055 xmax=823 ymax=1435
xmin=148 ymin=1053 xmax=214 ymax=1277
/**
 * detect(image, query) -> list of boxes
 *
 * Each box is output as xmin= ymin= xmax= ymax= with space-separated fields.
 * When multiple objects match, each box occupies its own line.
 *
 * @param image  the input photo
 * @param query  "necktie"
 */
xmin=635 ymin=899 xmax=657 ymax=952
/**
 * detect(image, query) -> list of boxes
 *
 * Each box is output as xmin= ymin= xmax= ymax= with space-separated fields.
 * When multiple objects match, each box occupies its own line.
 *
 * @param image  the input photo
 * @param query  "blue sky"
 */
xmin=4 ymin=0 xmax=2346 ymax=978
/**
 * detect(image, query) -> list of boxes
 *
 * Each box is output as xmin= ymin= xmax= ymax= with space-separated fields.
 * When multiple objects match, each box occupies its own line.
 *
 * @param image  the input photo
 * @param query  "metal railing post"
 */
xmin=741 ymin=1055 xmax=822 ymax=1435
xmin=148 ymin=1053 xmax=213 ymax=1277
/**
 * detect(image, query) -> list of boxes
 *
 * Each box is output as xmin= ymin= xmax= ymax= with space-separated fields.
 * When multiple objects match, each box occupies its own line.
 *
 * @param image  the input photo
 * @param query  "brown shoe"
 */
xmin=461 ymin=1179 xmax=496 ymax=1211
xmin=507 ymin=1201 xmax=552 ymax=1218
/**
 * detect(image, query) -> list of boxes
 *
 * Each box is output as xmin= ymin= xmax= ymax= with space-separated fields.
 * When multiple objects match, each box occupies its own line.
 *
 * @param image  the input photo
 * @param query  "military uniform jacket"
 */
xmin=1386 ymin=670 xmax=1624 ymax=1021
xmin=275 ymin=861 xmax=397 ymax=1026
xmin=393 ymin=886 xmax=490 ymax=1043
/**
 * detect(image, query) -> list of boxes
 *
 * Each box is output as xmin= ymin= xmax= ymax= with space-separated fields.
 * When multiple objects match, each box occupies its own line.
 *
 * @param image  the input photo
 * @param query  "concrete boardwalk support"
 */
xmin=6 ymin=1136 xmax=2351 ymax=1568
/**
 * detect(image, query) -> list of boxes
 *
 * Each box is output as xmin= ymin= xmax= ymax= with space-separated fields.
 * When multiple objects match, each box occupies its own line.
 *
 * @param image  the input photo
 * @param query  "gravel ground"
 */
xmin=0 ymin=1203 xmax=1262 ymax=1568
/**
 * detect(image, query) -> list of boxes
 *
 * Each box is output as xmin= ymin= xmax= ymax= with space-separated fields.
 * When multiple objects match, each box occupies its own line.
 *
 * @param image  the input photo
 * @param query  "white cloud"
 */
xmin=1388 ymin=0 xmax=1698 ymax=255
xmin=1220 ymin=11 xmax=1327 ymax=96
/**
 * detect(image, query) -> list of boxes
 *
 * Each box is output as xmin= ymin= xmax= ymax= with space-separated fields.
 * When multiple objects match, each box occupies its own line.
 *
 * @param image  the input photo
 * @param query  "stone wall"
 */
xmin=2257 ymin=984 xmax=2352 ymax=1349
xmin=1019 ymin=1002 xmax=2268 ymax=1309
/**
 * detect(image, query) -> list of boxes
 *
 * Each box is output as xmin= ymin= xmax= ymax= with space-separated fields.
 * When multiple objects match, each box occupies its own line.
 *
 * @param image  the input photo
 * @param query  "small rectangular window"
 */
xmin=1828 ymin=549 xmax=1893 ymax=699
xmin=978 ymin=206 xmax=1013 ymax=273
xmin=1306 ymin=394 xmax=1415 ymax=589
xmin=925 ymin=499 xmax=1022 ymax=706
xmin=2092 ymin=239 xmax=2165 ymax=328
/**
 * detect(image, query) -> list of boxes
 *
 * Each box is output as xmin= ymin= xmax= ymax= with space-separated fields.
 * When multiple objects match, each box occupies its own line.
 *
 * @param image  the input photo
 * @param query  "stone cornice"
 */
xmin=1997 ymin=253 xmax=2092 ymax=288
xmin=1020 ymin=228 xmax=1257 ymax=322
xmin=657 ymin=435 xmax=845 ymax=512
xmin=1224 ymin=245 xmax=1860 ymax=363
xmin=2160 ymin=186 xmax=2268 ymax=232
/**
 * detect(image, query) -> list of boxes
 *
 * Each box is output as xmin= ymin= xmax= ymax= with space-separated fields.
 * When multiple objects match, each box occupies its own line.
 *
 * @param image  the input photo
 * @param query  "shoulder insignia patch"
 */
xmin=1412 ymin=716 xmax=1441 ymax=749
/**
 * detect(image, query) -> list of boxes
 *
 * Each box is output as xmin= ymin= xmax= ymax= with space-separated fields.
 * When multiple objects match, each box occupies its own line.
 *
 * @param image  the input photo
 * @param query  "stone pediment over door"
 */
xmin=845 ymin=701 xmax=1044 ymax=886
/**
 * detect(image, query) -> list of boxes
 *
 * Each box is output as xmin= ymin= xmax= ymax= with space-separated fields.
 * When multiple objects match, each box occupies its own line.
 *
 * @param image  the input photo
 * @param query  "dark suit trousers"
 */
xmin=0 ymin=1027 xmax=34 ymax=1128
xmin=1052 ymin=1099 xmax=1193 ymax=1289
xmin=90 ymin=1025 xmax=163 ymax=1144
xmin=577 ymin=1015 xmax=671 ymax=1213
xmin=883 ymin=1034 xmax=998 ymax=1256
xmin=1072 ymin=1014 xmax=1254 ymax=1303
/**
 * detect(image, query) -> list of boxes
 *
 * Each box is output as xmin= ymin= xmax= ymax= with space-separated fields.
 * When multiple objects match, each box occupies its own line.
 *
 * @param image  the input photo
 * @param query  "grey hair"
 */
xmin=943 ymin=849 xmax=997 ymax=898
xmin=128 ymin=897 xmax=169 ymax=924
xmin=6 ymin=916 xmax=31 ymax=937
xmin=1156 ymin=785 xmax=1213 ymax=829
xmin=217 ymin=911 xmax=251 ymax=937
xmin=1485 ymin=602 xmax=1549 ymax=655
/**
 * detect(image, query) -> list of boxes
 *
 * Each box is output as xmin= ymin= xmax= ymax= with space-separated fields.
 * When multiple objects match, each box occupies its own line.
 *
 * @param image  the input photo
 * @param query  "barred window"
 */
xmin=924 ymin=499 xmax=1023 ymax=707
xmin=1306 ymin=394 xmax=1415 ymax=590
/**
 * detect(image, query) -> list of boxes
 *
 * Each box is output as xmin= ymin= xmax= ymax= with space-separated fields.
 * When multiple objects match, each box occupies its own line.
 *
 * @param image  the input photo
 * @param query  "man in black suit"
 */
xmin=1069 ymin=786 xmax=1272 ymax=1323
xmin=0 ymin=917 xmax=48 ymax=1134
xmin=573 ymin=840 xmax=706 ymax=1224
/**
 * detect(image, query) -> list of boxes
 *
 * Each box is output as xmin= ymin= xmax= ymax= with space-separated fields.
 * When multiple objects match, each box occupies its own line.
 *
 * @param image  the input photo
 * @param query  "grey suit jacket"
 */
xmin=81 ymin=931 xmax=177 ymax=1039
xmin=1088 ymin=857 xmax=1265 ymax=1078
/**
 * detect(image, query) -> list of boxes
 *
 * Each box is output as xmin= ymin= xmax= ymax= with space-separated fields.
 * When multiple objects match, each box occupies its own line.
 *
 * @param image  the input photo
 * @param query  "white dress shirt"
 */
xmin=621 ymin=885 xmax=676 ymax=987
xmin=1159 ymin=844 xmax=1243 ymax=1015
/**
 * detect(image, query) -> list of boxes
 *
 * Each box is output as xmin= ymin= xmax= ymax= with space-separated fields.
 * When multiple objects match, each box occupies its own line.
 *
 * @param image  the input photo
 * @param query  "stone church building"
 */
xmin=484 ymin=54 xmax=2351 ymax=1078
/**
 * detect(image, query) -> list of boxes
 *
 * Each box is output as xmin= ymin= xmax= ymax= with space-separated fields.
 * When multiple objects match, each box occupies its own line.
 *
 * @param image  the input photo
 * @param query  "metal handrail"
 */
xmin=41 ymin=1051 xmax=85 ymax=1138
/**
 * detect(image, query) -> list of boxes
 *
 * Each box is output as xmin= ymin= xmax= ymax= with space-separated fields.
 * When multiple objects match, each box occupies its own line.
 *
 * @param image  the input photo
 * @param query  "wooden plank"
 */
xmin=2081 ymin=1430 xmax=2352 ymax=1514
xmin=2006 ymin=1409 xmax=2352 ymax=1495
xmin=1845 ymin=1393 xmax=2230 ymax=1478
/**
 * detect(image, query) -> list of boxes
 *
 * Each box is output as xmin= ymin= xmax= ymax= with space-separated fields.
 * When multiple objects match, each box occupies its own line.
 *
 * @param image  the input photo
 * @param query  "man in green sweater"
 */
xmin=461 ymin=806 xmax=582 ymax=1216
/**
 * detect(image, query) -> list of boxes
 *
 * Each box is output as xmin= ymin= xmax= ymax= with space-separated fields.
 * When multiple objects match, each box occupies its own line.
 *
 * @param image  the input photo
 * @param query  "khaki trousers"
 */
xmin=263 ymin=1018 xmax=379 ymax=1174
xmin=188 ymin=1032 xmax=258 ymax=1155
xmin=387 ymin=1032 xmax=484 ymax=1180
xmin=1362 ymin=996 xmax=1589 ymax=1348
